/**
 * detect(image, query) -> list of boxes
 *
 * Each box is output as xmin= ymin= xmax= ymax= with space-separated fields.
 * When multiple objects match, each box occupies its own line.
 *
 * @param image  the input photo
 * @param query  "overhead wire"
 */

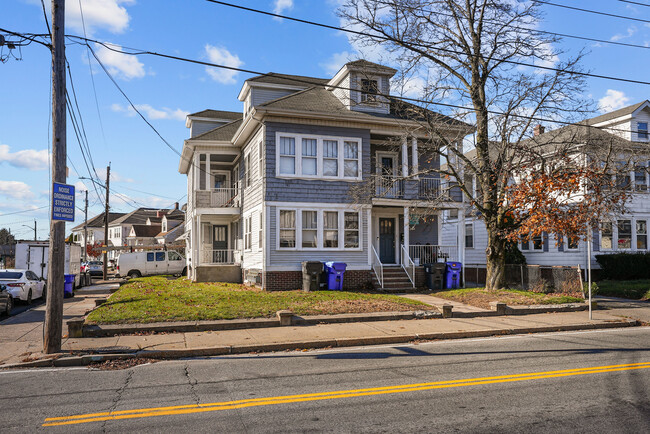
xmin=530 ymin=0 xmax=650 ymax=24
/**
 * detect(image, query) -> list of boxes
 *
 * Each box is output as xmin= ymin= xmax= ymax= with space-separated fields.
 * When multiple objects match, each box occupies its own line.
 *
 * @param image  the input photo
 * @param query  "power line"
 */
xmin=0 ymin=206 xmax=49 ymax=218
xmin=204 ymin=1 xmax=650 ymax=86
xmin=531 ymin=0 xmax=650 ymax=24
xmin=618 ymin=0 xmax=650 ymax=7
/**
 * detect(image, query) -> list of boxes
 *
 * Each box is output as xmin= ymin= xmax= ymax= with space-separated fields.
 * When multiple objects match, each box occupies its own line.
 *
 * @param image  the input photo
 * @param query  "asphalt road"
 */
xmin=1 ymin=327 xmax=649 ymax=433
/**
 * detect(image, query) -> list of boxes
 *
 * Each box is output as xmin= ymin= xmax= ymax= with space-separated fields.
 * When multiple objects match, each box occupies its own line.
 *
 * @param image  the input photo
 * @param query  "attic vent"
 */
xmin=360 ymin=79 xmax=379 ymax=102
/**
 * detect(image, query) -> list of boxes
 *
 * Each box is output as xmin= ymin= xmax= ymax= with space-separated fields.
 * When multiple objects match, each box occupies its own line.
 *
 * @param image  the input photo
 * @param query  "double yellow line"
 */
xmin=43 ymin=361 xmax=650 ymax=427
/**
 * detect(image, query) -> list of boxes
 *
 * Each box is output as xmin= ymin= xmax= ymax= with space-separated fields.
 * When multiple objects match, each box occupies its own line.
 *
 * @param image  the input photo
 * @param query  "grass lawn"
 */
xmin=86 ymin=276 xmax=434 ymax=324
xmin=596 ymin=280 xmax=650 ymax=300
xmin=432 ymin=287 xmax=584 ymax=310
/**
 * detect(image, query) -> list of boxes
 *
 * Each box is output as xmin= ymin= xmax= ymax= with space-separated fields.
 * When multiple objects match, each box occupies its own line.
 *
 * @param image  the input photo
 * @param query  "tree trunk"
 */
xmin=485 ymin=227 xmax=507 ymax=290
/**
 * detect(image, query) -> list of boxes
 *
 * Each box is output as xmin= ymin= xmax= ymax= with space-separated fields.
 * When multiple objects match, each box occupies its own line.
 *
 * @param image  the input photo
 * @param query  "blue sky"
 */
xmin=0 ymin=0 xmax=649 ymax=240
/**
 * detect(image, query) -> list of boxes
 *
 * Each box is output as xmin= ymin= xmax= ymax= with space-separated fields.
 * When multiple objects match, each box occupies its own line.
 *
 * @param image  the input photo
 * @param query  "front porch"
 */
xmin=189 ymin=213 xmax=242 ymax=283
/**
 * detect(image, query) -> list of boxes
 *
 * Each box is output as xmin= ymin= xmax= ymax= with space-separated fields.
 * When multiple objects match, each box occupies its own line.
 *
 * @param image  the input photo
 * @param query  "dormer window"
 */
xmin=638 ymin=122 xmax=648 ymax=140
xmin=360 ymin=79 xmax=379 ymax=102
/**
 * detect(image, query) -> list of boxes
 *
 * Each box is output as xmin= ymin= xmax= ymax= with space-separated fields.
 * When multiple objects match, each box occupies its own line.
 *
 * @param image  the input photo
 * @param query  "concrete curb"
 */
xmin=3 ymin=318 xmax=638 ymax=370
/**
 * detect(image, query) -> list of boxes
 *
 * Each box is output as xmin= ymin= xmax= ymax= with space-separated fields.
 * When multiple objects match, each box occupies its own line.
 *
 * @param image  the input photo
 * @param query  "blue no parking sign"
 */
xmin=52 ymin=182 xmax=75 ymax=222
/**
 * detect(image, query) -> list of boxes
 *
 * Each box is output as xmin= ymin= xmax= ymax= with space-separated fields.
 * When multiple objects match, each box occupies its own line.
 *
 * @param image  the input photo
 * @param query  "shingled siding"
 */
xmin=264 ymin=122 xmax=372 ymax=204
xmin=267 ymin=205 xmax=370 ymax=270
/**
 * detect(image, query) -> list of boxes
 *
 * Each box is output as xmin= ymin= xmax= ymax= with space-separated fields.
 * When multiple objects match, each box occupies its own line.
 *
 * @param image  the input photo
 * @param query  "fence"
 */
xmin=464 ymin=263 xmax=583 ymax=294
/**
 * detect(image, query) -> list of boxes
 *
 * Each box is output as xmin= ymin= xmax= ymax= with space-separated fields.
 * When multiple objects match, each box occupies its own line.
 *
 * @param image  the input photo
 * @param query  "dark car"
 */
xmin=0 ymin=284 xmax=12 ymax=317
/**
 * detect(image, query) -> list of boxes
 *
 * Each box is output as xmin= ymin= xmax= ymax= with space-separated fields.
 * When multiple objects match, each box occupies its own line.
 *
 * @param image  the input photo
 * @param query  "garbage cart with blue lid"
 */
xmin=324 ymin=262 xmax=347 ymax=290
xmin=444 ymin=262 xmax=462 ymax=289
xmin=64 ymin=274 xmax=75 ymax=298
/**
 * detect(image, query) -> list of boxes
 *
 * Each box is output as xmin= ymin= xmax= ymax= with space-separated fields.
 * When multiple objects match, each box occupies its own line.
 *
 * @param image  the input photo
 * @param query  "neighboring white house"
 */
xmin=441 ymin=101 xmax=650 ymax=271
xmin=71 ymin=212 xmax=125 ymax=259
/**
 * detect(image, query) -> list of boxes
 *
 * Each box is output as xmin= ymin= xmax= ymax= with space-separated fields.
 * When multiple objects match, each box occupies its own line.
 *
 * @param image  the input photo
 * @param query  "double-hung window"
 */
xmin=637 ymin=220 xmax=647 ymax=250
xmin=258 ymin=211 xmax=263 ymax=250
xmin=360 ymin=79 xmax=379 ymax=102
xmin=567 ymin=236 xmax=579 ymax=250
xmin=279 ymin=136 xmax=296 ymax=175
xmin=465 ymin=224 xmax=474 ymax=248
xmin=302 ymin=211 xmax=318 ymax=248
xmin=323 ymin=211 xmax=339 ymax=248
xmin=638 ymin=122 xmax=648 ymax=140
xmin=322 ymin=140 xmax=338 ymax=176
xmin=601 ymin=222 xmax=613 ymax=250
xmin=344 ymin=141 xmax=359 ymax=177
xmin=344 ymin=212 xmax=360 ymax=248
xmin=635 ymin=163 xmax=648 ymax=191
xmin=244 ymin=153 xmax=251 ymax=189
xmin=532 ymin=234 xmax=543 ymax=251
xmin=258 ymin=142 xmax=263 ymax=178
xmin=618 ymin=219 xmax=632 ymax=249
xmin=279 ymin=210 xmax=296 ymax=248
xmin=245 ymin=216 xmax=252 ymax=250
xmin=302 ymin=139 xmax=317 ymax=176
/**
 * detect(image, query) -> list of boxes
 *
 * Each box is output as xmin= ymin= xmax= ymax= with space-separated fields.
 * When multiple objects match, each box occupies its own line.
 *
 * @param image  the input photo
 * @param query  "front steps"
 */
xmin=371 ymin=266 xmax=416 ymax=292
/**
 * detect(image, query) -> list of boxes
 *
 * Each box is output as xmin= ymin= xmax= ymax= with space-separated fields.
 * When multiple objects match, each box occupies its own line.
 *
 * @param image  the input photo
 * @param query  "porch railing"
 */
xmin=374 ymin=175 xmax=403 ymax=199
xmin=418 ymin=177 xmax=441 ymax=199
xmin=200 ymin=249 xmax=240 ymax=265
xmin=371 ymin=244 xmax=384 ymax=289
xmin=400 ymin=244 xmax=416 ymax=287
xmin=210 ymin=188 xmax=239 ymax=207
xmin=409 ymin=245 xmax=458 ymax=264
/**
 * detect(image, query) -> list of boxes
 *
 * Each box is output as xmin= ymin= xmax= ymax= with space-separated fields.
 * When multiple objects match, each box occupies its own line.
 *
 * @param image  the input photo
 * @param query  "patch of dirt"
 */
xmin=307 ymin=299 xmax=436 ymax=315
xmin=88 ymin=357 xmax=160 ymax=370
xmin=434 ymin=290 xmax=554 ymax=310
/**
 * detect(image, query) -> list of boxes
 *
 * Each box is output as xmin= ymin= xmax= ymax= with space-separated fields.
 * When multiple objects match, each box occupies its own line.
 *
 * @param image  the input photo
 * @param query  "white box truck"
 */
xmin=14 ymin=241 xmax=82 ymax=287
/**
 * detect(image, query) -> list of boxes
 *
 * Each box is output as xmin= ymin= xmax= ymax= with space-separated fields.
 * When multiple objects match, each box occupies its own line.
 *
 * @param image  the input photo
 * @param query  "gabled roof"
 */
xmin=345 ymin=59 xmax=398 ymax=75
xmin=71 ymin=212 xmax=125 ymax=231
xmin=110 ymin=208 xmax=181 ymax=226
xmin=128 ymin=224 xmax=162 ymax=238
xmin=156 ymin=222 xmax=185 ymax=239
xmin=586 ymin=101 xmax=649 ymax=125
xmin=189 ymin=119 xmax=243 ymax=142
xmin=246 ymin=73 xmax=329 ymax=87
xmin=187 ymin=109 xmax=242 ymax=120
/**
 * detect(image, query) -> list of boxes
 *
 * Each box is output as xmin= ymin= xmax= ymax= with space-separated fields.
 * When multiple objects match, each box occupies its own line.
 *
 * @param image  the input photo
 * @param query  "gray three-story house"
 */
xmin=179 ymin=60 xmax=472 ymax=290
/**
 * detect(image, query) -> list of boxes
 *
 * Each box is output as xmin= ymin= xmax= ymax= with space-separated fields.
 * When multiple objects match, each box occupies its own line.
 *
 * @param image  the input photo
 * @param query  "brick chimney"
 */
xmin=534 ymin=124 xmax=545 ymax=136
xmin=157 ymin=210 xmax=163 ymax=218
xmin=174 ymin=202 xmax=179 ymax=210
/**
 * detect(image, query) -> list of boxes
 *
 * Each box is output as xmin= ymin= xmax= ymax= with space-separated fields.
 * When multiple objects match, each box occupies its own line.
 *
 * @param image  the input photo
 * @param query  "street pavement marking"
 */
xmin=43 ymin=361 xmax=650 ymax=427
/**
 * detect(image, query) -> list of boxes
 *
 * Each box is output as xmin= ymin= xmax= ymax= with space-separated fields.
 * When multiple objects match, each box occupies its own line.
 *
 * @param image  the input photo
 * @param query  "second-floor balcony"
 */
xmin=194 ymin=188 xmax=240 ymax=209
xmin=373 ymin=176 xmax=447 ymax=201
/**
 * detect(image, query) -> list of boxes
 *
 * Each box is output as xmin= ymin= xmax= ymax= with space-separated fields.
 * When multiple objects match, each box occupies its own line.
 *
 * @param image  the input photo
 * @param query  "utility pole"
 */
xmin=103 ymin=164 xmax=110 ymax=280
xmin=83 ymin=190 xmax=88 ymax=263
xmin=44 ymin=0 xmax=66 ymax=354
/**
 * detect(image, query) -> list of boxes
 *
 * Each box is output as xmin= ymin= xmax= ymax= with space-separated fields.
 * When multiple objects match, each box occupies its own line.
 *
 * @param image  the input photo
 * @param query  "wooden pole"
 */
xmin=44 ymin=0 xmax=66 ymax=354
xmin=83 ymin=190 xmax=88 ymax=263
xmin=103 ymin=165 xmax=110 ymax=280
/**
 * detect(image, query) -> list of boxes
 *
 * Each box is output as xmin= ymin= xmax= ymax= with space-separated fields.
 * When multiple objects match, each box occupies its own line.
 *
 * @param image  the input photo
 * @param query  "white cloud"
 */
xmin=95 ymin=43 xmax=145 ymax=80
xmin=320 ymin=51 xmax=355 ymax=76
xmin=393 ymin=76 xmax=428 ymax=98
xmin=611 ymin=26 xmax=637 ymax=42
xmin=0 ymin=144 xmax=49 ymax=171
xmin=111 ymin=103 xmax=188 ymax=121
xmin=0 ymin=181 xmax=34 ymax=200
xmin=36 ymin=0 xmax=134 ymax=35
xmin=598 ymin=89 xmax=631 ymax=113
xmin=204 ymin=45 xmax=243 ymax=84
xmin=272 ymin=0 xmax=293 ymax=20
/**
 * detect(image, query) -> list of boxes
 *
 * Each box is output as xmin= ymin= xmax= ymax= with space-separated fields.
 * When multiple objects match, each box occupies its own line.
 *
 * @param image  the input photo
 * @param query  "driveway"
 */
xmin=595 ymin=296 xmax=650 ymax=323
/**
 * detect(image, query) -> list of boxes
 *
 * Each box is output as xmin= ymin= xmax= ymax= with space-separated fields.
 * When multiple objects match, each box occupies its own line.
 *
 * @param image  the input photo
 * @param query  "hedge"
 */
xmin=595 ymin=253 xmax=650 ymax=280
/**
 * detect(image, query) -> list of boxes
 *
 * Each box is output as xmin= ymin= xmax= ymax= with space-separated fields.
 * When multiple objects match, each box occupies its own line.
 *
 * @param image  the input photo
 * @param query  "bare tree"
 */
xmin=340 ymin=0 xmax=635 ymax=289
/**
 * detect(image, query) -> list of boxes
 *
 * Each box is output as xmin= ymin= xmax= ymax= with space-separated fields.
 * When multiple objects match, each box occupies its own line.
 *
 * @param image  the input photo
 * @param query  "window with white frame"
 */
xmin=465 ymin=223 xmax=473 ymax=248
xmin=258 ymin=141 xmax=264 ymax=179
xmin=258 ymin=211 xmax=263 ymax=250
xmin=601 ymin=222 xmax=613 ymax=250
xmin=637 ymin=220 xmax=647 ymax=250
xmin=278 ymin=209 xmax=361 ymax=250
xmin=344 ymin=212 xmax=360 ymax=248
xmin=448 ymin=209 xmax=458 ymax=220
xmin=566 ymin=236 xmax=579 ymax=250
xmin=635 ymin=163 xmax=648 ymax=191
xmin=360 ymin=78 xmax=379 ymax=102
xmin=618 ymin=219 xmax=632 ymax=249
xmin=276 ymin=133 xmax=362 ymax=180
xmin=245 ymin=216 xmax=252 ymax=250
xmin=302 ymin=210 xmax=318 ymax=248
xmin=638 ymin=122 xmax=648 ymax=140
xmin=302 ymin=138 xmax=317 ymax=176
xmin=532 ymin=234 xmax=543 ymax=251
xmin=233 ymin=163 xmax=240 ymax=191
xmin=279 ymin=210 xmax=296 ymax=248
xmin=244 ymin=153 xmax=252 ymax=188
xmin=278 ymin=136 xmax=296 ymax=175
xmin=521 ymin=236 xmax=529 ymax=251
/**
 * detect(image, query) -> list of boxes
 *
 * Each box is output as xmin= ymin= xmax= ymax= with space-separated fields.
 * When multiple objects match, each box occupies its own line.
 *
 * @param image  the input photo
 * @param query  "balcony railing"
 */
xmin=194 ymin=188 xmax=240 ymax=208
xmin=374 ymin=175 xmax=403 ymax=199
xmin=409 ymin=245 xmax=458 ymax=265
xmin=418 ymin=177 xmax=441 ymax=199
xmin=200 ymin=249 xmax=241 ymax=265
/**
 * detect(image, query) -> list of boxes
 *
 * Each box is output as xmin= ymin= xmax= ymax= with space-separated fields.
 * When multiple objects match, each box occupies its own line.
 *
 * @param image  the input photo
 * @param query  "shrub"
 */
xmin=595 ymin=253 xmax=650 ymax=280
xmin=582 ymin=282 xmax=599 ymax=298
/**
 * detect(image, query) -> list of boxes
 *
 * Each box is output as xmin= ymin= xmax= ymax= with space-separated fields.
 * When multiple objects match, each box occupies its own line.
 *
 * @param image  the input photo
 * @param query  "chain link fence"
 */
xmin=465 ymin=264 xmax=583 ymax=295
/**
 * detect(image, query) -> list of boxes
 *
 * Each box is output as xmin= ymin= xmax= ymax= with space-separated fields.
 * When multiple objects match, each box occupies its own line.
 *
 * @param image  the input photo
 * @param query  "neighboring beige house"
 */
xmin=71 ymin=212 xmax=125 ymax=258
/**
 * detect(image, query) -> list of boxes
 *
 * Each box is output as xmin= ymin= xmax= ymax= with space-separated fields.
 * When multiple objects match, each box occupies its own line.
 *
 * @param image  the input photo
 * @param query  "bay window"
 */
xmin=278 ymin=209 xmax=361 ymax=250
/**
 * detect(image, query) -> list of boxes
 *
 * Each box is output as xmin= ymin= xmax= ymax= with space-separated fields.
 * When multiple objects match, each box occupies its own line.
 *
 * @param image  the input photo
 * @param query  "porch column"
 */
xmin=196 ymin=214 xmax=201 ymax=267
xmin=458 ymin=207 xmax=466 ymax=287
xmin=411 ymin=137 xmax=419 ymax=178
xmin=401 ymin=136 xmax=408 ymax=177
xmin=403 ymin=207 xmax=410 ymax=259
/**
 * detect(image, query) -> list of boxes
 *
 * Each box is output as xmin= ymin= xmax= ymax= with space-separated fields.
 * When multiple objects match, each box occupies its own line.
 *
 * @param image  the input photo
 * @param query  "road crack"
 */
xmin=102 ymin=370 xmax=133 ymax=433
xmin=184 ymin=363 xmax=201 ymax=405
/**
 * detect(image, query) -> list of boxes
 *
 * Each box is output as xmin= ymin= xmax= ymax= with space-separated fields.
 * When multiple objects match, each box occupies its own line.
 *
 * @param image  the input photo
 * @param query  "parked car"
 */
xmin=0 ymin=284 xmax=12 ymax=316
xmin=0 ymin=269 xmax=46 ymax=304
xmin=117 ymin=250 xmax=186 ymax=278
xmin=86 ymin=261 xmax=104 ymax=277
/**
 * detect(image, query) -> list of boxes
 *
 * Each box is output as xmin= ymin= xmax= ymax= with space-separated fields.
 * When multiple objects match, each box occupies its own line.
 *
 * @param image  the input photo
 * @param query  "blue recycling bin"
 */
xmin=444 ymin=262 xmax=462 ymax=289
xmin=324 ymin=262 xmax=347 ymax=290
xmin=64 ymin=274 xmax=75 ymax=298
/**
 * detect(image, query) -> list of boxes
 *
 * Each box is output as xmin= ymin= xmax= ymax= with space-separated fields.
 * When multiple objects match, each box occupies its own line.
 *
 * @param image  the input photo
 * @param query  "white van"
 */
xmin=116 ymin=250 xmax=186 ymax=278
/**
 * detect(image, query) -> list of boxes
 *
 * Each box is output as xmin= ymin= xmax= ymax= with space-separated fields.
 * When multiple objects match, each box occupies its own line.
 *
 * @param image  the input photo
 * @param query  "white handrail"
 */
xmin=371 ymin=244 xmax=384 ymax=289
xmin=400 ymin=244 xmax=416 ymax=287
